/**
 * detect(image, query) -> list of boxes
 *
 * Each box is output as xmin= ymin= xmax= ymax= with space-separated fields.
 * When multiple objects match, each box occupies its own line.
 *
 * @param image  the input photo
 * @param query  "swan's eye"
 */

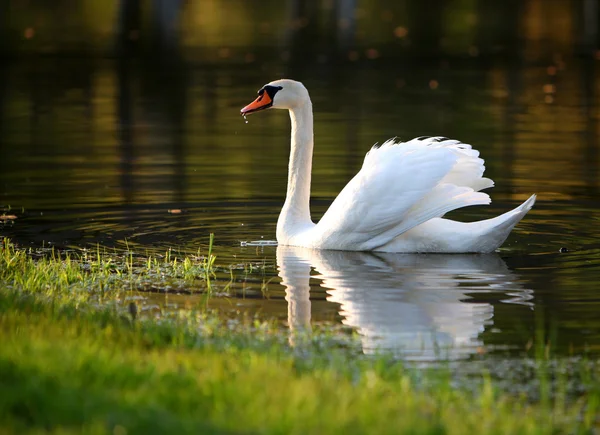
xmin=262 ymin=85 xmax=283 ymax=100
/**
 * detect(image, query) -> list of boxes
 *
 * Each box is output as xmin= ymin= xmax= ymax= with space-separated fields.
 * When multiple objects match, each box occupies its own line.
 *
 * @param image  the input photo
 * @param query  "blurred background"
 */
xmin=1 ymin=0 xmax=599 ymax=59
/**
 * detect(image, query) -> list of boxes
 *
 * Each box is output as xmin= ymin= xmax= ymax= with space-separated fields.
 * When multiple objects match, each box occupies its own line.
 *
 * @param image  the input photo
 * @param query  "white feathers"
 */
xmin=374 ymin=137 xmax=494 ymax=192
xmin=252 ymin=79 xmax=534 ymax=253
xmin=312 ymin=136 xmax=504 ymax=251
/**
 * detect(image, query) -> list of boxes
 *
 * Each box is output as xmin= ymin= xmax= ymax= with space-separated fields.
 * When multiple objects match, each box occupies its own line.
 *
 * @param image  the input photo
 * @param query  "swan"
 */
xmin=241 ymin=79 xmax=536 ymax=253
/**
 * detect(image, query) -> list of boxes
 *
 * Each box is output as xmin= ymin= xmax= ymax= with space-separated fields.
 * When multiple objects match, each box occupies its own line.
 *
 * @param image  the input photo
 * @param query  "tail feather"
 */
xmin=466 ymin=194 xmax=537 ymax=252
xmin=378 ymin=194 xmax=537 ymax=253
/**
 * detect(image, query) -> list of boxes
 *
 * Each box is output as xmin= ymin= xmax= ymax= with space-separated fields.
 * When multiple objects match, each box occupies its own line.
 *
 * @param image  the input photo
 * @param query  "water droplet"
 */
xmin=243 ymin=114 xmax=248 ymax=124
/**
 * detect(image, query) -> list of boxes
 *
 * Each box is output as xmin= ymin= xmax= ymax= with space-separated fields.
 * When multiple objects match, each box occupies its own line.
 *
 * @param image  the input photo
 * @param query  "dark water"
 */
xmin=1 ymin=55 xmax=600 ymax=361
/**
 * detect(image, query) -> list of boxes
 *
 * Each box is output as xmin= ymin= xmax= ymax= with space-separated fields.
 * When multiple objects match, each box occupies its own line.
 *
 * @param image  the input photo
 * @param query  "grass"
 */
xmin=0 ymin=237 xmax=218 ymax=303
xmin=1 ymin=238 xmax=600 ymax=434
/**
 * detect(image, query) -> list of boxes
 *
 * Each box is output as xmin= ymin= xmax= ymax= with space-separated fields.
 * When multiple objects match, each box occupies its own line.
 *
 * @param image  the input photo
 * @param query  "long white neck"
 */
xmin=277 ymin=100 xmax=314 ymax=241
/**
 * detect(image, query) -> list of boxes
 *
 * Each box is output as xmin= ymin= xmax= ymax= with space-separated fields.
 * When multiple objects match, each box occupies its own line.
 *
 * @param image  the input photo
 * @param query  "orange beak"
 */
xmin=241 ymin=92 xmax=273 ymax=115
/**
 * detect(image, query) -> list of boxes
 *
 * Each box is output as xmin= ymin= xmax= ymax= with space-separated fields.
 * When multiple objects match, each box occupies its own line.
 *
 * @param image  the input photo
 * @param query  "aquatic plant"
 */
xmin=0 ymin=237 xmax=218 ymax=302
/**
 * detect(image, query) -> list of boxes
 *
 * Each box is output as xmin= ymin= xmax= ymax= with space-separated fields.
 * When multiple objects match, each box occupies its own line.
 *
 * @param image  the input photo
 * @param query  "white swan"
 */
xmin=241 ymin=79 xmax=536 ymax=253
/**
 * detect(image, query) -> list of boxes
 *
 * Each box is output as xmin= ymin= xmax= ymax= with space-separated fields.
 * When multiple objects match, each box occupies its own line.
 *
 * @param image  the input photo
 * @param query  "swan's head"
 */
xmin=241 ymin=79 xmax=309 ymax=115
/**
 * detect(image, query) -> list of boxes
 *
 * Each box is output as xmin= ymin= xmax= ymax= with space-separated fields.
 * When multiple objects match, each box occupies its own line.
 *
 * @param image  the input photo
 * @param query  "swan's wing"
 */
xmin=423 ymin=137 xmax=494 ymax=191
xmin=315 ymin=137 xmax=492 ymax=250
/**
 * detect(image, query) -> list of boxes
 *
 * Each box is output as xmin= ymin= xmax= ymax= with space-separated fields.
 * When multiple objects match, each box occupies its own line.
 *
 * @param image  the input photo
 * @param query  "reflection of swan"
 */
xmin=276 ymin=245 xmax=532 ymax=360
xmin=278 ymin=247 xmax=312 ymax=335
xmin=242 ymin=79 xmax=535 ymax=253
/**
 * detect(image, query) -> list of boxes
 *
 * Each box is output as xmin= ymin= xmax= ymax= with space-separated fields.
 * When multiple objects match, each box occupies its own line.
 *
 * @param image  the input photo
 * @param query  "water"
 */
xmin=1 ymin=55 xmax=600 ymax=361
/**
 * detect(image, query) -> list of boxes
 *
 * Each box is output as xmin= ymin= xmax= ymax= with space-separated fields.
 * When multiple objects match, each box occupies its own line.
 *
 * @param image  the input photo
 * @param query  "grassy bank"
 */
xmin=0 ymin=237 xmax=217 ymax=301
xmin=1 ymin=239 xmax=599 ymax=434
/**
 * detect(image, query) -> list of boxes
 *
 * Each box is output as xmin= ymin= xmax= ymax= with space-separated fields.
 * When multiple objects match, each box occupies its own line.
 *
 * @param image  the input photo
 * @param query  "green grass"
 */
xmin=0 ymin=237 xmax=217 ymax=303
xmin=1 ymin=238 xmax=599 ymax=434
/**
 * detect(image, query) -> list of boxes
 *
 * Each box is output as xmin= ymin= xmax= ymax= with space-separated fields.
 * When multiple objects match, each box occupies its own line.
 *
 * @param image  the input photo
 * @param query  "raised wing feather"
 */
xmin=412 ymin=137 xmax=494 ymax=191
xmin=314 ymin=137 xmax=492 ymax=250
